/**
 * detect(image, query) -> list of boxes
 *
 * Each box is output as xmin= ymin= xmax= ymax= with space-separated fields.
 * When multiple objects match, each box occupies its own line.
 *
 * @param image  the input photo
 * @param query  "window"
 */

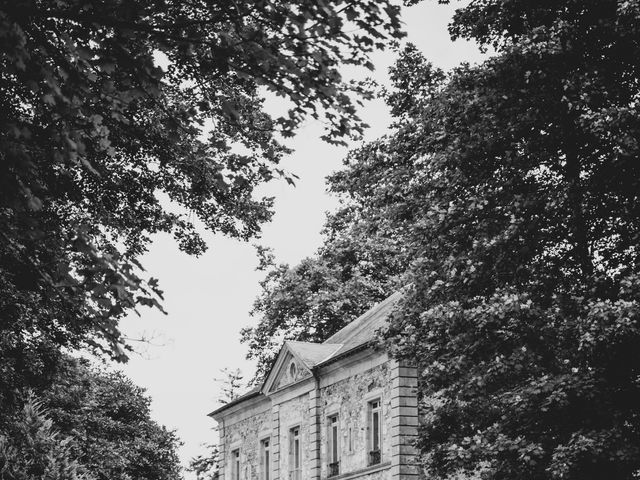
xmin=289 ymin=426 xmax=301 ymax=480
xmin=261 ymin=438 xmax=271 ymax=480
xmin=368 ymin=399 xmax=382 ymax=465
xmin=231 ymin=449 xmax=240 ymax=480
xmin=327 ymin=415 xmax=340 ymax=477
xmin=289 ymin=362 xmax=297 ymax=378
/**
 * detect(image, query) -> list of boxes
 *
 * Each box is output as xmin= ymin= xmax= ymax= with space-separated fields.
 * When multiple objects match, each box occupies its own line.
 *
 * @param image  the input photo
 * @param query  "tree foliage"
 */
xmin=215 ymin=367 xmax=244 ymax=404
xmin=189 ymin=368 xmax=248 ymax=480
xmin=0 ymin=359 xmax=182 ymax=480
xmin=327 ymin=1 xmax=640 ymax=478
xmin=242 ymin=207 xmax=407 ymax=380
xmin=0 ymin=395 xmax=92 ymax=480
xmin=189 ymin=443 xmax=219 ymax=480
xmin=245 ymin=1 xmax=640 ymax=478
xmin=0 ymin=0 xmax=407 ymax=404
xmin=41 ymin=357 xmax=182 ymax=480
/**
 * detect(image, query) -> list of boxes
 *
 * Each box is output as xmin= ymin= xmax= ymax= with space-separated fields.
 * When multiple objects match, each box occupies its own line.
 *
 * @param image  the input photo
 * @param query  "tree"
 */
xmin=215 ymin=367 xmax=244 ymax=404
xmin=322 ymin=1 xmax=640 ymax=477
xmin=229 ymin=1 xmax=640 ymax=477
xmin=189 ymin=443 xmax=220 ymax=480
xmin=0 ymin=360 xmax=182 ymax=480
xmin=42 ymin=357 xmax=182 ymax=480
xmin=242 ymin=47 xmax=436 ymax=378
xmin=0 ymin=395 xmax=93 ymax=480
xmin=188 ymin=368 xmax=247 ymax=480
xmin=0 ymin=0 xmax=407 ymax=411
xmin=242 ymin=206 xmax=407 ymax=380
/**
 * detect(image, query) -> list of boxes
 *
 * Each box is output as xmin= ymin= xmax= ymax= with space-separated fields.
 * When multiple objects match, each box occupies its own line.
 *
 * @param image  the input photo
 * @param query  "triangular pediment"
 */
xmin=262 ymin=347 xmax=311 ymax=394
xmin=261 ymin=341 xmax=344 ymax=394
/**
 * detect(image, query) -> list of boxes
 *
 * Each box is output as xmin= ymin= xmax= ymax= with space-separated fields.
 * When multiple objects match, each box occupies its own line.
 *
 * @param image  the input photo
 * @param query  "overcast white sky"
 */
xmin=115 ymin=2 xmax=486 ymax=476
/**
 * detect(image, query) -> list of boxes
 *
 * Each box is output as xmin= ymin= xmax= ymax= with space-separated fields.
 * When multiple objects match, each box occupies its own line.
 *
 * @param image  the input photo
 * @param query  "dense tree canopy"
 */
xmin=0 ymin=0 xmax=408 ymax=411
xmin=5 ymin=1 xmax=640 ymax=478
xmin=242 ymin=206 xmax=407 ymax=379
xmin=0 ymin=396 xmax=92 ymax=480
xmin=372 ymin=1 xmax=640 ymax=478
xmin=0 ymin=2 xmax=412 ymax=477
xmin=248 ymin=0 xmax=640 ymax=478
xmin=0 ymin=357 xmax=182 ymax=480
xmin=42 ymin=358 xmax=182 ymax=480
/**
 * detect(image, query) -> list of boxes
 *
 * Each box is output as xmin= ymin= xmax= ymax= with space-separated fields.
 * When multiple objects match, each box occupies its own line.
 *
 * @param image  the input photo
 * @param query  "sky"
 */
xmin=115 ymin=2 xmax=486 ymax=476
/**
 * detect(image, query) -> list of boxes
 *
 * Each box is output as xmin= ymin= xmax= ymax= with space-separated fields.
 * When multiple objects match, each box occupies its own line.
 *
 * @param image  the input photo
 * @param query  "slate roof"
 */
xmin=209 ymin=290 xmax=403 ymax=417
xmin=283 ymin=290 xmax=403 ymax=367
xmin=209 ymin=387 xmax=262 ymax=417
xmin=285 ymin=292 xmax=402 ymax=368
xmin=286 ymin=341 xmax=343 ymax=369
xmin=322 ymin=290 xmax=403 ymax=357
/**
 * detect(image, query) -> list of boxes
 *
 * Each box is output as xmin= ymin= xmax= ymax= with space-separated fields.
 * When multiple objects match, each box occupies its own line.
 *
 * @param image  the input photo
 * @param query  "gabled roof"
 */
xmin=286 ymin=341 xmax=343 ymax=369
xmin=210 ymin=290 xmax=403 ymax=417
xmin=322 ymin=290 xmax=403 ymax=356
xmin=260 ymin=340 xmax=337 ymax=394
xmin=261 ymin=290 xmax=403 ymax=393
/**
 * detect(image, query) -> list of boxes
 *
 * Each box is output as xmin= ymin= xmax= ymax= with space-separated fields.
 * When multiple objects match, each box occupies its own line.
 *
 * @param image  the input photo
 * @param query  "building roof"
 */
xmin=322 ymin=290 xmax=403 ymax=357
xmin=286 ymin=341 xmax=344 ymax=369
xmin=280 ymin=290 xmax=403 ymax=370
xmin=208 ymin=387 xmax=262 ymax=417
xmin=209 ymin=290 xmax=403 ymax=417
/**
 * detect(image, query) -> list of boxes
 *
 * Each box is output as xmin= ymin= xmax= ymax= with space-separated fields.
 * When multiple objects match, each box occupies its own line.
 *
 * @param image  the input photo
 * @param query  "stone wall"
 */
xmin=222 ymin=406 xmax=271 ymax=480
xmin=278 ymin=393 xmax=312 ymax=480
xmin=319 ymin=362 xmax=393 ymax=479
xmin=389 ymin=365 xmax=421 ymax=480
xmin=215 ymin=354 xmax=420 ymax=480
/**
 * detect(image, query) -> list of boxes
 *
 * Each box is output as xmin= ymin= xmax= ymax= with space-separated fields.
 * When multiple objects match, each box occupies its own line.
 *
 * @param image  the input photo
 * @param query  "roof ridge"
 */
xmin=315 ymin=343 xmax=345 ymax=365
xmin=286 ymin=339 xmax=342 ymax=346
xmin=286 ymin=341 xmax=345 ymax=369
xmin=322 ymin=290 xmax=403 ymax=346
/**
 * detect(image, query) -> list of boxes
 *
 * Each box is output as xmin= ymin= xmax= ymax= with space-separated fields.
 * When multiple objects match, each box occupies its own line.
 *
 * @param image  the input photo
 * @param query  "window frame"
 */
xmin=289 ymin=425 xmax=301 ymax=480
xmin=231 ymin=448 xmax=241 ymax=480
xmin=327 ymin=413 xmax=340 ymax=476
xmin=260 ymin=437 xmax=271 ymax=480
xmin=367 ymin=397 xmax=382 ymax=466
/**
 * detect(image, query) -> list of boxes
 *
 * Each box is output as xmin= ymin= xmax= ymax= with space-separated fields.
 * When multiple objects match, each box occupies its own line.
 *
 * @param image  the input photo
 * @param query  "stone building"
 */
xmin=209 ymin=291 xmax=420 ymax=480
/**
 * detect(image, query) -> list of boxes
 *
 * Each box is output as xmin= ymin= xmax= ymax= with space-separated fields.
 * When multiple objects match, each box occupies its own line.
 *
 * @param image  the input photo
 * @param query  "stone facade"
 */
xmin=222 ymin=408 xmax=271 ymax=480
xmin=318 ymin=362 xmax=393 ymax=478
xmin=210 ymin=292 xmax=420 ymax=480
